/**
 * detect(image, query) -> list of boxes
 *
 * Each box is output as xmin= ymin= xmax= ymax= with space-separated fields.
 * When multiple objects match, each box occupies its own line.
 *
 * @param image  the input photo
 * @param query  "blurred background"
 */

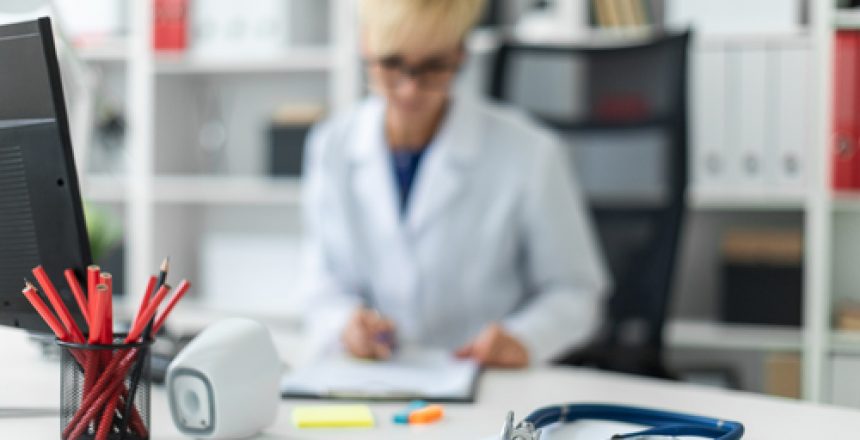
xmin=3 ymin=0 xmax=860 ymax=409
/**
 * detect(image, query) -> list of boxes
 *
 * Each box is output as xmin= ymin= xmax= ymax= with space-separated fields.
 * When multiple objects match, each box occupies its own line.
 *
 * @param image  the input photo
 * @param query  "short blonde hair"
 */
xmin=360 ymin=0 xmax=486 ymax=56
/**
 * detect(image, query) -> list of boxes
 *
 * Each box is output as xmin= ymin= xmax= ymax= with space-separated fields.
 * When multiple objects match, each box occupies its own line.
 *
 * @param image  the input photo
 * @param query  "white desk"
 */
xmin=2 ymin=327 xmax=859 ymax=439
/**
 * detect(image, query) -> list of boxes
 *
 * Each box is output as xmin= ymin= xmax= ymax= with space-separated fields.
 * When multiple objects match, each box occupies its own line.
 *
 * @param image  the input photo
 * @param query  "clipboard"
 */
xmin=280 ymin=347 xmax=481 ymax=403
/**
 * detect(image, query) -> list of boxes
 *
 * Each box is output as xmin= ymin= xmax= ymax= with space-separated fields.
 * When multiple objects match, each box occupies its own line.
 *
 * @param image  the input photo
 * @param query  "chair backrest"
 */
xmin=490 ymin=31 xmax=690 ymax=352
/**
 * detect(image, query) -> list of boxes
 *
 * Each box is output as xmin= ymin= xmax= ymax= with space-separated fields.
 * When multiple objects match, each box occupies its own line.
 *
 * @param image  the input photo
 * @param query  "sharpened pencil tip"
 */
xmin=161 ymin=257 xmax=170 ymax=273
xmin=23 ymin=279 xmax=35 ymax=291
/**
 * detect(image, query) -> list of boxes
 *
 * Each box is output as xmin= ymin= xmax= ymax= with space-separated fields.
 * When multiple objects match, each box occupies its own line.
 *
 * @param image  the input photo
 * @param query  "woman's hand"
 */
xmin=455 ymin=323 xmax=529 ymax=368
xmin=341 ymin=308 xmax=397 ymax=360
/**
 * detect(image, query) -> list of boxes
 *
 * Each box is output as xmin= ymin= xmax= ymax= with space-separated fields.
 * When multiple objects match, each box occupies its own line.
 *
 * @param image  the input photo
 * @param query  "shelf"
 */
xmin=835 ymin=10 xmax=860 ymax=30
xmin=84 ymin=177 xmax=809 ymax=210
xmin=689 ymin=188 xmax=806 ymax=211
xmin=830 ymin=330 xmax=860 ymax=355
xmin=153 ymin=175 xmax=302 ymax=205
xmin=75 ymin=40 xmax=128 ymax=63
xmin=82 ymin=174 xmax=127 ymax=203
xmin=543 ymin=116 xmax=670 ymax=132
xmin=666 ymin=319 xmax=803 ymax=352
xmin=690 ymin=31 xmax=812 ymax=48
xmin=155 ymin=48 xmax=332 ymax=75
xmin=832 ymin=192 xmax=860 ymax=212
xmin=468 ymin=28 xmax=501 ymax=54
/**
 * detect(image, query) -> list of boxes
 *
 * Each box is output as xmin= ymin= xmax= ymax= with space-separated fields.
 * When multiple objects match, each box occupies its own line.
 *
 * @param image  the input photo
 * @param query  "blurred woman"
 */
xmin=302 ymin=0 xmax=608 ymax=367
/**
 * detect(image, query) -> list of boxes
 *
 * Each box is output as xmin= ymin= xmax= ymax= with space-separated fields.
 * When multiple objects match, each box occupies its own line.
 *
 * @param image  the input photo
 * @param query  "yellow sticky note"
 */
xmin=292 ymin=405 xmax=375 ymax=428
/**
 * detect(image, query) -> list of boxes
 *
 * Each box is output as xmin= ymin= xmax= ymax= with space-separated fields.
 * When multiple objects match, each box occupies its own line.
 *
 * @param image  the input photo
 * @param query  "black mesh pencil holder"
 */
xmin=58 ymin=338 xmax=152 ymax=440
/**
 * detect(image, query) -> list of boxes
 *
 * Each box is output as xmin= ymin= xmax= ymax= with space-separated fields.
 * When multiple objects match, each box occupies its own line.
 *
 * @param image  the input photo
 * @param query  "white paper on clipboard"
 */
xmin=281 ymin=347 xmax=479 ymax=401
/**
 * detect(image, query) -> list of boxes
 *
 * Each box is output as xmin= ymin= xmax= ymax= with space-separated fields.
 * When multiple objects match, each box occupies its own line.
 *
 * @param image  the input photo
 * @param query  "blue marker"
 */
xmin=393 ymin=400 xmax=429 ymax=424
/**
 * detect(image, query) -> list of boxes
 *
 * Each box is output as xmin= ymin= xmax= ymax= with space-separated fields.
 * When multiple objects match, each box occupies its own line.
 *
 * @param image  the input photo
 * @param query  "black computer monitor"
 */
xmin=0 ymin=17 xmax=92 ymax=333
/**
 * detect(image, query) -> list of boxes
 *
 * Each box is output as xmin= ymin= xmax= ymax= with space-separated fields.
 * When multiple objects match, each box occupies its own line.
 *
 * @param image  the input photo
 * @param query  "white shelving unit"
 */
xmin=111 ymin=0 xmax=361 ymax=311
xmin=806 ymin=1 xmax=860 ymax=405
xmin=806 ymin=0 xmax=843 ymax=403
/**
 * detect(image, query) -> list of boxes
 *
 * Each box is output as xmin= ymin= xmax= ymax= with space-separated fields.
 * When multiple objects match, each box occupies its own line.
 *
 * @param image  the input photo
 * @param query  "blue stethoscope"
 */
xmin=500 ymin=403 xmax=744 ymax=439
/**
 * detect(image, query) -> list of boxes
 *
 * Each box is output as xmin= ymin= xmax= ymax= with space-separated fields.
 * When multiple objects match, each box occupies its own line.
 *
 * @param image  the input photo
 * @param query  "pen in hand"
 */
xmin=342 ymin=290 xmax=397 ymax=360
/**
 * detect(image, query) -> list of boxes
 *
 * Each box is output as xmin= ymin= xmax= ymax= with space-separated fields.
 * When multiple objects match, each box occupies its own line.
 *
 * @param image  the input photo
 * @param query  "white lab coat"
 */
xmin=301 ymin=92 xmax=609 ymax=363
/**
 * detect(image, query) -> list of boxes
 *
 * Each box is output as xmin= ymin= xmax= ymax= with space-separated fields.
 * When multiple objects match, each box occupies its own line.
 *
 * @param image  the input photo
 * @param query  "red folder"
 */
xmin=153 ymin=0 xmax=188 ymax=52
xmin=833 ymin=31 xmax=860 ymax=190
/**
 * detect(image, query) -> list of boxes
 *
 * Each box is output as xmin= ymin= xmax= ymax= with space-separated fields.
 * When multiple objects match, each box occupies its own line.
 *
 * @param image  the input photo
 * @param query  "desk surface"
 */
xmin=2 ymin=327 xmax=859 ymax=439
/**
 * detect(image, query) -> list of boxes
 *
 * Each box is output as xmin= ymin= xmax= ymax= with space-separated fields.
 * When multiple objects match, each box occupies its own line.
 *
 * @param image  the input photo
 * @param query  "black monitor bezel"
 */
xmin=0 ymin=17 xmax=93 ymax=334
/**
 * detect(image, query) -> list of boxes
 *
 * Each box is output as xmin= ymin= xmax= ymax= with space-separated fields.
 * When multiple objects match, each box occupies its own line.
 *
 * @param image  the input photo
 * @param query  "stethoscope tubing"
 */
xmin=524 ymin=403 xmax=744 ymax=440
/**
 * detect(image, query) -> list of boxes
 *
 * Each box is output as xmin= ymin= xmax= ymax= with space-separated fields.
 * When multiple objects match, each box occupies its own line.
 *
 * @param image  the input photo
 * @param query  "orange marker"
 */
xmin=408 ymin=405 xmax=444 ymax=424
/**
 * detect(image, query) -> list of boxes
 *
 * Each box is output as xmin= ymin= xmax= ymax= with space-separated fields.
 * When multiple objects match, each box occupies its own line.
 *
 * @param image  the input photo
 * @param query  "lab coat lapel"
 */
xmin=349 ymin=98 xmax=420 ymax=311
xmin=407 ymin=95 xmax=482 ymax=235
xmin=349 ymin=99 xmax=401 ymax=245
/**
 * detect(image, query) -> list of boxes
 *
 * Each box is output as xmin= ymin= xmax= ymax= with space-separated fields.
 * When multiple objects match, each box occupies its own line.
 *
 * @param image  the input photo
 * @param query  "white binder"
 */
xmin=734 ymin=45 xmax=769 ymax=188
xmin=691 ymin=45 xmax=728 ymax=190
xmin=772 ymin=45 xmax=811 ymax=190
xmin=190 ymin=0 xmax=290 ymax=59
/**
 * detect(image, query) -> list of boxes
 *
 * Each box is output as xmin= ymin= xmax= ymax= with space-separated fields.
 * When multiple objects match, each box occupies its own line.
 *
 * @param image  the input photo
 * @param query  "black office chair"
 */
xmin=489 ymin=31 xmax=691 ymax=379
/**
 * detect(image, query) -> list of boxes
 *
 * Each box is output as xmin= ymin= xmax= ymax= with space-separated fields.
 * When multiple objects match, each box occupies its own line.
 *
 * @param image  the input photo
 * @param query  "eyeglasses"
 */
xmin=368 ymin=54 xmax=459 ymax=90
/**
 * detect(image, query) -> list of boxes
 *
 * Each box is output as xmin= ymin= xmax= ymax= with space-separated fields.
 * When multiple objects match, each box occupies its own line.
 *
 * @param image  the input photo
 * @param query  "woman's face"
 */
xmin=366 ymin=44 xmax=463 ymax=119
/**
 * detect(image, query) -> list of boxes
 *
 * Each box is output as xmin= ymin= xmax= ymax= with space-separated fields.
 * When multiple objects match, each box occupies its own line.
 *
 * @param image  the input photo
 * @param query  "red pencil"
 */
xmin=128 ymin=283 xmax=171 ymax=343
xmin=153 ymin=280 xmax=191 ymax=334
xmin=22 ymin=282 xmax=68 ymax=341
xmin=63 ymin=269 xmax=90 ymax=327
xmin=137 ymin=275 xmax=158 ymax=319
xmin=99 ymin=273 xmax=113 ymax=344
xmin=68 ymin=279 xmax=173 ymax=439
xmin=89 ymin=285 xmax=109 ymax=345
xmin=32 ymin=266 xmax=84 ymax=344
xmin=87 ymin=265 xmax=100 ymax=326
xmin=95 ymin=395 xmax=119 ymax=440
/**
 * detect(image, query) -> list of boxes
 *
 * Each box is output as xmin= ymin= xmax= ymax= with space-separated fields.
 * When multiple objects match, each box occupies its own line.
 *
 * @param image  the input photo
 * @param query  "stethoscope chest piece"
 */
xmin=500 ymin=411 xmax=541 ymax=440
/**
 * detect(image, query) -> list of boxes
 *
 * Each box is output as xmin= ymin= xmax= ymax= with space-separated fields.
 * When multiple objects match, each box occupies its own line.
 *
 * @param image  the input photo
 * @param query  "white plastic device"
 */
xmin=166 ymin=318 xmax=281 ymax=439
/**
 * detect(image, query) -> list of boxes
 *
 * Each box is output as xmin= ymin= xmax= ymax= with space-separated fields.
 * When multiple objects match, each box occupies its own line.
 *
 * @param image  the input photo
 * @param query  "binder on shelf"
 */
xmin=153 ymin=0 xmax=188 ymax=52
xmin=190 ymin=0 xmax=290 ymax=59
xmin=690 ymin=46 xmax=728 ymax=190
xmin=833 ymin=31 xmax=860 ymax=190
xmin=735 ymin=45 xmax=768 ymax=188
xmin=666 ymin=0 xmax=802 ymax=36
xmin=772 ymin=45 xmax=811 ymax=190
xmin=52 ymin=0 xmax=124 ymax=47
xmin=690 ymin=41 xmax=813 ymax=198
